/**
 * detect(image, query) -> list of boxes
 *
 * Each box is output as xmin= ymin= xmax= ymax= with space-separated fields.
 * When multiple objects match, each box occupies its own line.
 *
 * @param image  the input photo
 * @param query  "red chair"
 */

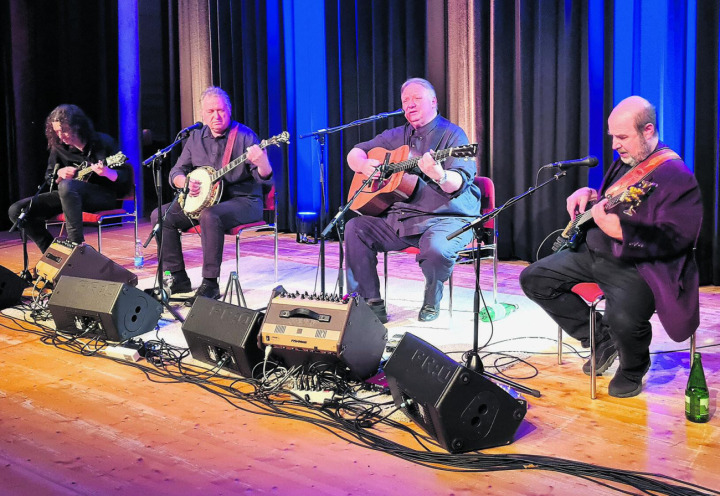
xmin=46 ymin=168 xmax=138 ymax=254
xmin=557 ymin=282 xmax=697 ymax=399
xmin=450 ymin=176 xmax=498 ymax=310
xmin=557 ymin=283 xmax=606 ymax=399
xmin=382 ymin=176 xmax=498 ymax=316
xmin=184 ymin=185 xmax=278 ymax=307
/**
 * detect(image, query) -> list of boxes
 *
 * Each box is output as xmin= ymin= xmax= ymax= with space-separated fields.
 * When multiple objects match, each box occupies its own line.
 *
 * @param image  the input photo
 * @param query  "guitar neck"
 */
xmin=568 ymin=192 xmax=626 ymax=230
xmin=385 ymin=148 xmax=455 ymax=173
xmin=76 ymin=164 xmax=93 ymax=179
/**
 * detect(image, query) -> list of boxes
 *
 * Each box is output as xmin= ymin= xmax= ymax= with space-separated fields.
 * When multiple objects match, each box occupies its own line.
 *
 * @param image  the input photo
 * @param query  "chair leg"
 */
xmin=589 ymin=305 xmax=597 ymax=399
xmin=558 ymin=325 xmax=563 ymax=365
xmin=690 ymin=332 xmax=696 ymax=365
xmin=236 ymin=233 xmax=241 ymax=276
xmin=97 ymin=224 xmax=103 ymax=253
xmin=448 ymin=272 xmax=453 ymax=317
xmin=273 ymin=225 xmax=278 ymax=282
xmin=491 ymin=242 xmax=498 ymax=304
xmin=589 ymin=295 xmax=604 ymax=400
xmin=383 ymin=252 xmax=388 ymax=303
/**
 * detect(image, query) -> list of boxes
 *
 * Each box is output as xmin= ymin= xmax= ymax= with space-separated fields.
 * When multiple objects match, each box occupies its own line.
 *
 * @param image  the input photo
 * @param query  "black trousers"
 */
xmin=519 ymin=243 xmax=655 ymax=380
xmin=8 ymin=180 xmax=117 ymax=253
xmin=151 ymin=195 xmax=262 ymax=280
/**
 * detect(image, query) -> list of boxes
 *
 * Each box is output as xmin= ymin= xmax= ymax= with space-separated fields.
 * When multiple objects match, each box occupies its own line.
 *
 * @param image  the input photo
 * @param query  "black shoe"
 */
xmin=418 ymin=304 xmax=440 ymax=322
xmin=184 ymin=281 xmax=220 ymax=307
xmin=582 ymin=339 xmax=618 ymax=376
xmin=367 ymin=300 xmax=388 ymax=324
xmin=166 ymin=275 xmax=192 ymax=295
xmin=608 ymin=370 xmax=642 ymax=398
xmin=608 ymin=362 xmax=650 ymax=398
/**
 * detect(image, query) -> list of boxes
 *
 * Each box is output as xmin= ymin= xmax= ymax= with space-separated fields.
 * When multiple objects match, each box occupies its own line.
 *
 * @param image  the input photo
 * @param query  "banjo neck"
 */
xmin=208 ymin=140 xmax=274 ymax=183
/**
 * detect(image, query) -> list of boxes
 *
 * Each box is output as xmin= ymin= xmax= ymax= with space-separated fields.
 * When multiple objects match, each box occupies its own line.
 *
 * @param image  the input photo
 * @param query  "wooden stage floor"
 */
xmin=1 ymin=221 xmax=719 ymax=495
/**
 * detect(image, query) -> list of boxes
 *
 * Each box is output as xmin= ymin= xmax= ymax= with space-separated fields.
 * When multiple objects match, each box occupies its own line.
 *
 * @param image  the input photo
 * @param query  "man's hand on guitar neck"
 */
xmin=566 ymin=187 xmax=598 ymax=220
xmin=591 ymin=199 xmax=623 ymax=241
xmin=246 ymin=144 xmax=273 ymax=179
xmin=418 ymin=151 xmax=462 ymax=193
xmin=90 ymin=160 xmax=118 ymax=181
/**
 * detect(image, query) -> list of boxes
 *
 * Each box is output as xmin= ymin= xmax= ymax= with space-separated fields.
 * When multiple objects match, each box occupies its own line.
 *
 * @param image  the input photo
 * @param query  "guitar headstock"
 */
xmin=450 ymin=144 xmax=478 ymax=160
xmin=621 ymin=180 xmax=658 ymax=216
xmin=105 ymin=152 xmax=128 ymax=167
xmin=262 ymin=131 xmax=291 ymax=148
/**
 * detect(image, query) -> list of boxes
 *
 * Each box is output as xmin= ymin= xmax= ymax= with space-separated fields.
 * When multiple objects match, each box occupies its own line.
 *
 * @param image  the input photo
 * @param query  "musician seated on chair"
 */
xmin=519 ymin=96 xmax=703 ymax=398
xmin=150 ymin=86 xmax=273 ymax=307
xmin=8 ymin=104 xmax=131 ymax=254
xmin=344 ymin=78 xmax=481 ymax=323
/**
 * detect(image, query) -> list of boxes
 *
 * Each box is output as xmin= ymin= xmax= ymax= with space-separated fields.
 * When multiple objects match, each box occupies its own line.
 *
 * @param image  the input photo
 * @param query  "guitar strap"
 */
xmin=604 ymin=147 xmax=680 ymax=198
xmin=221 ymin=122 xmax=240 ymax=167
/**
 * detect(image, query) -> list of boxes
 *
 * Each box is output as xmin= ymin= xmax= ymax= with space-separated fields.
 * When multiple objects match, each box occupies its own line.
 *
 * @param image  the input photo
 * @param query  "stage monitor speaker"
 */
xmin=47 ymin=276 xmax=162 ymax=342
xmin=0 ymin=265 xmax=25 ymax=308
xmin=35 ymin=239 xmax=138 ymax=287
xmin=181 ymin=296 xmax=265 ymax=378
xmin=383 ymin=333 xmax=527 ymax=453
xmin=259 ymin=293 xmax=387 ymax=380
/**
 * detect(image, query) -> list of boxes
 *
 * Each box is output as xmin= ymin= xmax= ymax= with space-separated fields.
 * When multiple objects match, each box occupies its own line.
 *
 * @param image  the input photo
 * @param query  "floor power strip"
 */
xmin=98 ymin=345 xmax=142 ymax=362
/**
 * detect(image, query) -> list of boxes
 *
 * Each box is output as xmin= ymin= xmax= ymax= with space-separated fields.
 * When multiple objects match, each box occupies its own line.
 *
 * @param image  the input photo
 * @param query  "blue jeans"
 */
xmin=344 ymin=215 xmax=474 ymax=307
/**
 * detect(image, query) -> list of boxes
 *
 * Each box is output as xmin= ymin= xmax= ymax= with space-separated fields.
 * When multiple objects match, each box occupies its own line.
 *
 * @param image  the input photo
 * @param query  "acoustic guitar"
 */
xmin=347 ymin=143 xmax=478 ymax=216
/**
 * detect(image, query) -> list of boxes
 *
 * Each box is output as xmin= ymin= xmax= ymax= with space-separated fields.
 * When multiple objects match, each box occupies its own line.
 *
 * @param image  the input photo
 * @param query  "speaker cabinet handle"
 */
xmin=279 ymin=307 xmax=331 ymax=322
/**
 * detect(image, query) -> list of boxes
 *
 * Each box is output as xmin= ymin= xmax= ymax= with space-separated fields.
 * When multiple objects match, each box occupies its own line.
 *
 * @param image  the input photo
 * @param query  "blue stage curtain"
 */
xmin=205 ymin=0 xmax=425 ymax=232
xmin=608 ymin=0 xmax=718 ymax=284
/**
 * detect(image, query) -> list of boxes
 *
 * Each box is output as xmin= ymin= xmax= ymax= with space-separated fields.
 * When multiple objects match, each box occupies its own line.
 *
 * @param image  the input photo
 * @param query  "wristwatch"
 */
xmin=435 ymin=170 xmax=448 ymax=185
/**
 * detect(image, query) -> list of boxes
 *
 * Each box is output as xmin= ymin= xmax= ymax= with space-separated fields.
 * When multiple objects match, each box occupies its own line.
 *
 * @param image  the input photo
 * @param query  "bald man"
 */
xmin=520 ymin=96 xmax=702 ymax=398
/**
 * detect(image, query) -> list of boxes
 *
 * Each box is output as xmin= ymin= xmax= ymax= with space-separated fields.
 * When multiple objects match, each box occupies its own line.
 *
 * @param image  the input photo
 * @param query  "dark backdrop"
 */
xmin=2 ymin=1 xmax=119 ymax=224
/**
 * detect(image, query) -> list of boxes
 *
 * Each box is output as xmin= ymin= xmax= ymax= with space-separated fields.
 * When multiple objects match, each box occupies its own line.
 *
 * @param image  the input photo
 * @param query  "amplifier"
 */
xmin=260 ymin=293 xmax=387 ymax=379
xmin=35 ymin=239 xmax=138 ymax=287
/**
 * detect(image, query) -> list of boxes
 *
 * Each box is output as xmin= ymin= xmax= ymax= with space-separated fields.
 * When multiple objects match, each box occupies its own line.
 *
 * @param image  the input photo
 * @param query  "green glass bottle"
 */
xmin=685 ymin=352 xmax=710 ymax=423
xmin=479 ymin=303 xmax=518 ymax=322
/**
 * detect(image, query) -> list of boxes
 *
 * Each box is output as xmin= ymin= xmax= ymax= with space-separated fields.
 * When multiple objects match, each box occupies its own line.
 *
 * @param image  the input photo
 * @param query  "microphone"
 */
xmin=181 ymin=176 xmax=191 ymax=196
xmin=551 ymin=155 xmax=599 ymax=170
xmin=48 ymin=163 xmax=60 ymax=192
xmin=178 ymin=122 xmax=203 ymax=136
xmin=378 ymin=108 xmax=404 ymax=118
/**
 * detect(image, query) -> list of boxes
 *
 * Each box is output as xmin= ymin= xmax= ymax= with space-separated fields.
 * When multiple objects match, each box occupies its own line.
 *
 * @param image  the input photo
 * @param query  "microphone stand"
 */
xmin=9 ymin=172 xmax=56 ymax=284
xmin=446 ymin=170 xmax=570 ymax=399
xmin=299 ymin=109 xmax=403 ymax=294
xmin=141 ymin=132 xmax=192 ymax=323
xmin=322 ymin=155 xmax=390 ymax=240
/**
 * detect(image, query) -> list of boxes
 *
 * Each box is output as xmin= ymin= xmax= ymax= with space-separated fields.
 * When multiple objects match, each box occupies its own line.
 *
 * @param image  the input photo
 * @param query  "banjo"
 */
xmin=179 ymin=131 xmax=290 ymax=219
